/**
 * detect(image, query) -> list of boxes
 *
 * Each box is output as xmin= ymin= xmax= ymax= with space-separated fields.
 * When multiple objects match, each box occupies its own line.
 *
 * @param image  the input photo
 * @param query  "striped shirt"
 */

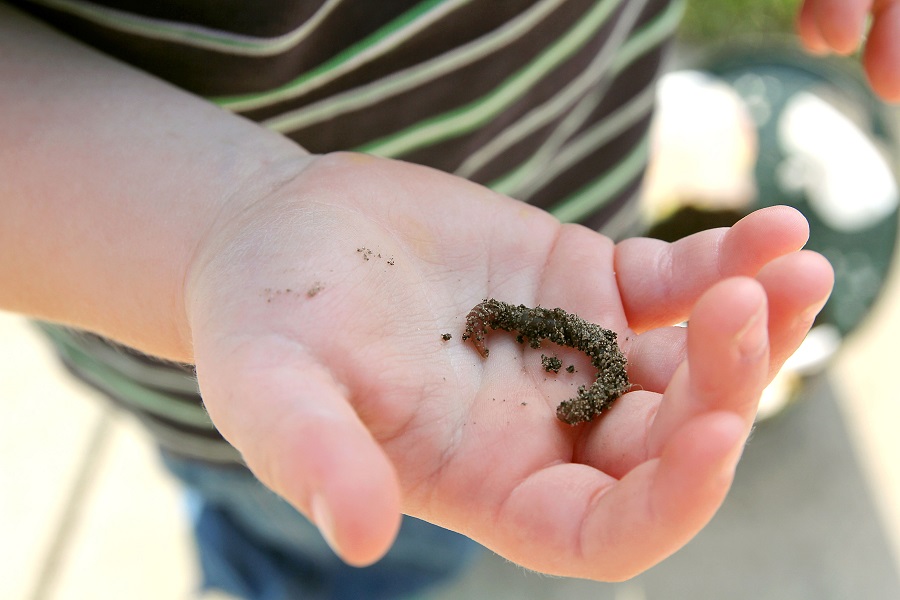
xmin=14 ymin=0 xmax=683 ymax=463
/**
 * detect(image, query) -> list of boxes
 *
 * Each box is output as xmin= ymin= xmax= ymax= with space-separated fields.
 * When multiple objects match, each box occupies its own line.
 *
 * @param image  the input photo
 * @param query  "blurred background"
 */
xmin=4 ymin=0 xmax=900 ymax=598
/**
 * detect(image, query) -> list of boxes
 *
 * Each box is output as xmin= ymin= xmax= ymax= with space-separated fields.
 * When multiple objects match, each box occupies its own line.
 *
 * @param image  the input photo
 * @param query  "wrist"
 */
xmin=179 ymin=151 xmax=321 ymax=361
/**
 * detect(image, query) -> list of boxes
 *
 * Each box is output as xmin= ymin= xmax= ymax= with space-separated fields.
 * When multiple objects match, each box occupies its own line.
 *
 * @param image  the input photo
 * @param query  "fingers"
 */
xmin=797 ymin=0 xmax=900 ymax=102
xmin=194 ymin=335 xmax=402 ymax=567
xmin=755 ymin=249 xmax=834 ymax=372
xmin=572 ymin=281 xmax=761 ymax=578
xmin=496 ymin=273 xmax=826 ymax=579
xmin=489 ymin=226 xmax=832 ymax=580
xmin=863 ymin=1 xmax=900 ymax=101
xmin=580 ymin=277 xmax=765 ymax=479
xmin=574 ymin=389 xmax=660 ymax=480
xmin=616 ymin=205 xmax=809 ymax=331
xmin=646 ymin=277 xmax=769 ymax=457
xmin=580 ymin=249 xmax=832 ymax=477
xmin=798 ymin=0 xmax=872 ymax=55
xmin=797 ymin=0 xmax=831 ymax=54
xmin=492 ymin=411 xmax=746 ymax=580
xmin=623 ymin=249 xmax=833 ymax=395
xmin=645 ymin=254 xmax=831 ymax=455
xmin=622 ymin=326 xmax=686 ymax=393
xmin=583 ymin=410 xmax=747 ymax=579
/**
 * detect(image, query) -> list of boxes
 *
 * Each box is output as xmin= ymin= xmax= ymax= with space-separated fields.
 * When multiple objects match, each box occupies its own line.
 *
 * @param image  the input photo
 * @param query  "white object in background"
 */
xmin=642 ymin=70 xmax=758 ymax=220
xmin=777 ymin=90 xmax=899 ymax=233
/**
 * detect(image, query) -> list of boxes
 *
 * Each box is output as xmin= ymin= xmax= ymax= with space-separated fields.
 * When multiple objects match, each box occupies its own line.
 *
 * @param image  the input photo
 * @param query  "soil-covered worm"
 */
xmin=461 ymin=298 xmax=630 ymax=425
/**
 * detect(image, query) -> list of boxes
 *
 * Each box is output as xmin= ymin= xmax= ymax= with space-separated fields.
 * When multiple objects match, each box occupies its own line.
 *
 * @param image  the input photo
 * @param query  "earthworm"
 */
xmin=461 ymin=298 xmax=629 ymax=425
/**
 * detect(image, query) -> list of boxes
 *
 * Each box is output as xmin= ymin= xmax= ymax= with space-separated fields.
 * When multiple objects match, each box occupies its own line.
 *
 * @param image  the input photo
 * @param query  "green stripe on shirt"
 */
xmin=548 ymin=132 xmax=650 ymax=223
xmin=22 ymin=0 xmax=340 ymax=55
xmin=41 ymin=325 xmax=215 ymax=428
xmin=213 ymin=0 xmax=474 ymax=110
xmin=454 ymin=0 xmax=651 ymax=180
xmin=354 ymin=0 xmax=625 ymax=158
xmin=259 ymin=0 xmax=567 ymax=133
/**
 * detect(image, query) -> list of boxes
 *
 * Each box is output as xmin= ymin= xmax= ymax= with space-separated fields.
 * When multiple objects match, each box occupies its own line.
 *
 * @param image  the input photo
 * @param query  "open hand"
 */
xmin=798 ymin=0 xmax=900 ymax=101
xmin=185 ymin=153 xmax=833 ymax=580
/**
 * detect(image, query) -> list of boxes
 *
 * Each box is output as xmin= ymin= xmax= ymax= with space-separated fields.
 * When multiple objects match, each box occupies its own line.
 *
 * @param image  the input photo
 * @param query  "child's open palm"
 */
xmin=186 ymin=154 xmax=833 ymax=580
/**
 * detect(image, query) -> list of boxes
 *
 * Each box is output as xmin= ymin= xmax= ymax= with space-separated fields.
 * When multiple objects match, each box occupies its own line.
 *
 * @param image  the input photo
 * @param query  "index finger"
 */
xmin=615 ymin=206 xmax=809 ymax=332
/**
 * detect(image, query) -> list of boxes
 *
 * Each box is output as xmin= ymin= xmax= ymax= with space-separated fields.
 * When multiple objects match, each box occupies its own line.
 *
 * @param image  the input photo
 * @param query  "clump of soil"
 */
xmin=541 ymin=354 xmax=562 ymax=373
xmin=462 ymin=298 xmax=629 ymax=425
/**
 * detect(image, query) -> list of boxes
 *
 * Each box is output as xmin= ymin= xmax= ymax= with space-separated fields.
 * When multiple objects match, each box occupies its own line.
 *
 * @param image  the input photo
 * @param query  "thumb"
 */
xmin=194 ymin=334 xmax=402 ymax=566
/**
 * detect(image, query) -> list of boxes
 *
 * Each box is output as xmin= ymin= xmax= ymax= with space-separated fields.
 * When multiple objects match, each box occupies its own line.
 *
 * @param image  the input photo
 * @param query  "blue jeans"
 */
xmin=161 ymin=453 xmax=483 ymax=600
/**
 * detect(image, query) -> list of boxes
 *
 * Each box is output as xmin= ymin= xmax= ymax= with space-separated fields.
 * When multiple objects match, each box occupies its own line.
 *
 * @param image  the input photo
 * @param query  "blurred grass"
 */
xmin=678 ymin=0 xmax=801 ymax=42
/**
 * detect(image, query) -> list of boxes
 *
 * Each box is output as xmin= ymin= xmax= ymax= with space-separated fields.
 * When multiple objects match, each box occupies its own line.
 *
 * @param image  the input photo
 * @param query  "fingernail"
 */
xmin=311 ymin=493 xmax=340 ymax=555
xmin=736 ymin=306 xmax=767 ymax=360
